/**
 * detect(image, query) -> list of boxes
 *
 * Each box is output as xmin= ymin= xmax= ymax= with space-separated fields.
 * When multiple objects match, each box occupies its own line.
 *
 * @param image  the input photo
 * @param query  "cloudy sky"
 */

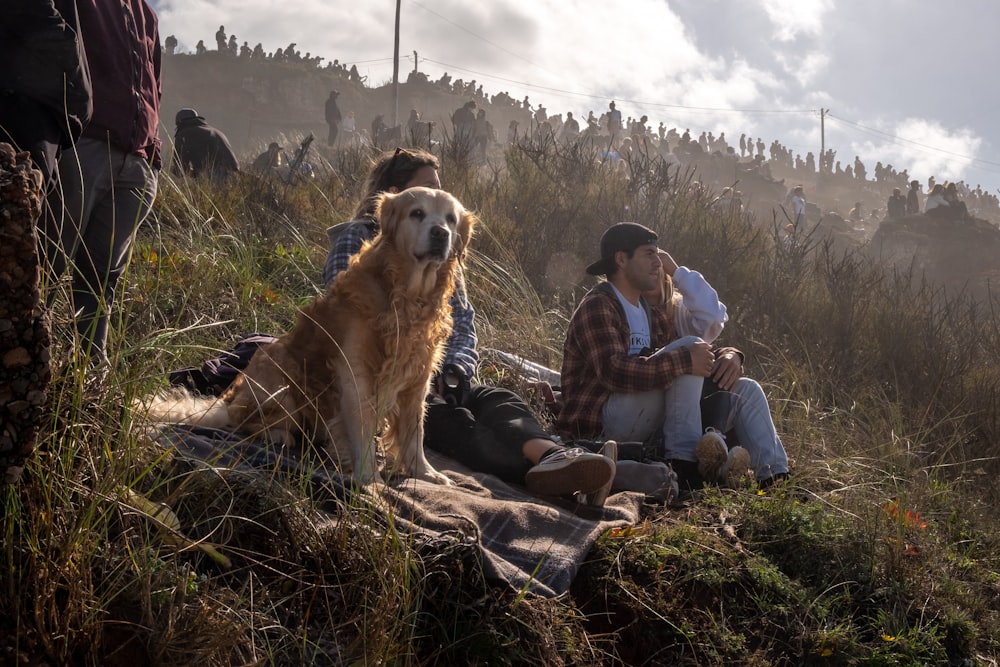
xmin=151 ymin=0 xmax=1000 ymax=194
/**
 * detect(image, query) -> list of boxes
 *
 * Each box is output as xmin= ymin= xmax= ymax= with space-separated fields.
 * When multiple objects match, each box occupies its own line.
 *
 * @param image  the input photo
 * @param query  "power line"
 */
xmin=827 ymin=114 xmax=1000 ymax=170
xmin=408 ymin=0 xmax=555 ymax=76
xmin=419 ymin=56 xmax=814 ymax=116
xmin=408 ymin=1 xmax=812 ymax=116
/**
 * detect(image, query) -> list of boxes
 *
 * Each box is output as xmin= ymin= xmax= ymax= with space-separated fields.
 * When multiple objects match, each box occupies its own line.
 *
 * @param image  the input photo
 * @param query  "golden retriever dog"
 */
xmin=139 ymin=187 xmax=475 ymax=486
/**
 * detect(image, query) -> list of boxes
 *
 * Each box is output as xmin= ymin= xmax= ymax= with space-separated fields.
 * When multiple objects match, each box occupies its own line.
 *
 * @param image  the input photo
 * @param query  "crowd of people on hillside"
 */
xmin=163 ymin=25 xmax=365 ymax=83
xmin=158 ymin=24 xmax=1000 ymax=225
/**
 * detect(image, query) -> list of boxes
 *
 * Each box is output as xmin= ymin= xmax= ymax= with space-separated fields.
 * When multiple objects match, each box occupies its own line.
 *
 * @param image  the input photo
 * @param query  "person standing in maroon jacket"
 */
xmin=43 ymin=0 xmax=162 ymax=365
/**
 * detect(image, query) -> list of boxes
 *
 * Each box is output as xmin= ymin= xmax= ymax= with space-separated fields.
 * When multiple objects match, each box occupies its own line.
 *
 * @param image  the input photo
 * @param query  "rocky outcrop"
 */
xmin=0 ymin=143 xmax=49 ymax=483
xmin=868 ymin=213 xmax=1000 ymax=299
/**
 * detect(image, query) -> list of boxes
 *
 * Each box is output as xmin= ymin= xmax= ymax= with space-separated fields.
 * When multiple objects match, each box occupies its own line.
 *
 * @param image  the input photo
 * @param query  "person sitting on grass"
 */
xmin=323 ymin=147 xmax=618 ymax=505
xmin=557 ymin=222 xmax=790 ymax=493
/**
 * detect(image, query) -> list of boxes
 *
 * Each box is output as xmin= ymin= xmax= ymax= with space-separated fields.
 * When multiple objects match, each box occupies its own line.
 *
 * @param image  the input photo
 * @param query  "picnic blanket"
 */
xmin=155 ymin=425 xmax=643 ymax=598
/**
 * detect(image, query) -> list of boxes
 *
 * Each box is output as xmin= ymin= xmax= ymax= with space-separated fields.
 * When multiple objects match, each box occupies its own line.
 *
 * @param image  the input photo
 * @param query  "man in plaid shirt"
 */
xmin=559 ymin=223 xmax=789 ymax=490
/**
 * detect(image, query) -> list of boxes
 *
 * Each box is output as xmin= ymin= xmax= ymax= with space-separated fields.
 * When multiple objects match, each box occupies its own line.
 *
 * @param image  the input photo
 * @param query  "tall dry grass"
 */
xmin=2 ymin=135 xmax=999 ymax=665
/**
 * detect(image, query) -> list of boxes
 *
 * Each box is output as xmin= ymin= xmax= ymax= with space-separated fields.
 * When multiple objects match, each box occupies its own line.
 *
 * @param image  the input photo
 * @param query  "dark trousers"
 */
xmin=0 ymin=94 xmax=62 ymax=185
xmin=423 ymin=385 xmax=553 ymax=485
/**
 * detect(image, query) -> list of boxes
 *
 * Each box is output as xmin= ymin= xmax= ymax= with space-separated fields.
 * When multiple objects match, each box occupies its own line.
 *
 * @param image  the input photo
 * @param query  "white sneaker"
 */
xmin=525 ymin=447 xmax=615 ymax=498
xmin=695 ymin=428 xmax=728 ymax=484
xmin=719 ymin=446 xmax=751 ymax=488
xmin=581 ymin=440 xmax=618 ymax=507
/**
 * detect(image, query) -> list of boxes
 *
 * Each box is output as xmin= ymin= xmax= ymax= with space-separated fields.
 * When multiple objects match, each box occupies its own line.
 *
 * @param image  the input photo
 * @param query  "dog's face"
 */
xmin=376 ymin=187 xmax=474 ymax=263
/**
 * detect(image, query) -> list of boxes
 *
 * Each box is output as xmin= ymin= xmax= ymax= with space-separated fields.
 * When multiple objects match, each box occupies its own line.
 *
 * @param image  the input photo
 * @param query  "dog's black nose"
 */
xmin=428 ymin=225 xmax=451 ymax=257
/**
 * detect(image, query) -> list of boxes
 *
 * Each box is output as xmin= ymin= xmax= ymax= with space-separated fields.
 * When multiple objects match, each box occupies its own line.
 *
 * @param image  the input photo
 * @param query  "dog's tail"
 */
xmin=134 ymin=388 xmax=233 ymax=430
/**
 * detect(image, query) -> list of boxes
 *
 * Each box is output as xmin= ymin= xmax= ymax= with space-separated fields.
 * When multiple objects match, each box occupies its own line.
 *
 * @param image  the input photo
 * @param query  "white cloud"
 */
xmin=840 ymin=117 xmax=983 ymax=186
xmin=756 ymin=0 xmax=835 ymax=41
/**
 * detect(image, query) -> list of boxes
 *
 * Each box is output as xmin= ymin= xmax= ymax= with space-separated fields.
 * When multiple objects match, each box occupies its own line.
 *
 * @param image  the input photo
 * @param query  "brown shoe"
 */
xmin=525 ymin=447 xmax=615 ymax=498
xmin=581 ymin=440 xmax=618 ymax=507
xmin=695 ymin=428 xmax=728 ymax=484
xmin=719 ymin=446 xmax=751 ymax=488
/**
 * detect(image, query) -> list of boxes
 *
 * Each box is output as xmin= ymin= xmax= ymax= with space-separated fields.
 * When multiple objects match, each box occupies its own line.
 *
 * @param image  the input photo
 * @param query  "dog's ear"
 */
xmin=452 ymin=208 xmax=477 ymax=263
xmin=375 ymin=190 xmax=400 ymax=237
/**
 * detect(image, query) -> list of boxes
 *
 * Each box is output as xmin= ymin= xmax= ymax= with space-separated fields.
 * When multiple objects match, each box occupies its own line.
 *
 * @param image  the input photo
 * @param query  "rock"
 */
xmin=0 ymin=143 xmax=50 ymax=483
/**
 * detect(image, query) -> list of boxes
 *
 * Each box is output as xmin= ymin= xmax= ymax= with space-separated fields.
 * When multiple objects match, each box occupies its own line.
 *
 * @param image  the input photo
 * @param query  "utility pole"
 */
xmin=820 ymin=108 xmax=828 ymax=174
xmin=392 ymin=0 xmax=401 ymax=127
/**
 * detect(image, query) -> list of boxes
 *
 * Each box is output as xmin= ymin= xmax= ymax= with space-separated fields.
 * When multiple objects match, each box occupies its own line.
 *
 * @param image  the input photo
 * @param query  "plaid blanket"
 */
xmin=155 ymin=425 xmax=642 ymax=598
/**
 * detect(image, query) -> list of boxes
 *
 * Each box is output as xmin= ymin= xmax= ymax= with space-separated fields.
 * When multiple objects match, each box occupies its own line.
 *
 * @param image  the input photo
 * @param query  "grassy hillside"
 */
xmin=3 ymin=136 xmax=1000 ymax=665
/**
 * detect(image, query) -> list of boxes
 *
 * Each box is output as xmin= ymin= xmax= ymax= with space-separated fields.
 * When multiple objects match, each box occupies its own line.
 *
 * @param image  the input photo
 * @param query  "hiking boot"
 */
xmin=525 ymin=447 xmax=615 ymax=498
xmin=718 ymin=445 xmax=751 ymax=488
xmin=580 ymin=440 xmax=618 ymax=507
xmin=695 ymin=428 xmax=728 ymax=484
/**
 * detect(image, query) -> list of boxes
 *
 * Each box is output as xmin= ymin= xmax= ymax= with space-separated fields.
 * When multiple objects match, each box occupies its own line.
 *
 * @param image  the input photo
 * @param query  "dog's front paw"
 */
xmin=421 ymin=469 xmax=453 ymax=486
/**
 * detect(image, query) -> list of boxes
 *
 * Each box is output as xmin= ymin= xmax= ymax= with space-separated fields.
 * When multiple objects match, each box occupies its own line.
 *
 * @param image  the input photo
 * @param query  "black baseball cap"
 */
xmin=585 ymin=222 xmax=659 ymax=276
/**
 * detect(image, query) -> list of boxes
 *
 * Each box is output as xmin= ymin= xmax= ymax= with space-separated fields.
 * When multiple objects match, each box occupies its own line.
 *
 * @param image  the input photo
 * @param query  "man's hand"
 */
xmin=688 ymin=341 xmax=715 ymax=377
xmin=711 ymin=348 xmax=743 ymax=390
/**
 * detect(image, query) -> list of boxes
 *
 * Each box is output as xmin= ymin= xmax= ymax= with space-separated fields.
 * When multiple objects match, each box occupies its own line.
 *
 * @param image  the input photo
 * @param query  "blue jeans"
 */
xmin=601 ymin=336 xmax=788 ymax=480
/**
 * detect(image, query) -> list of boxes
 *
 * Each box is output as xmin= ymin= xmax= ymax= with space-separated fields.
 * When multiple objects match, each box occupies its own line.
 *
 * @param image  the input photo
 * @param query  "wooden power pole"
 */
xmin=820 ymin=108 xmax=828 ymax=174
xmin=393 ymin=0 xmax=401 ymax=127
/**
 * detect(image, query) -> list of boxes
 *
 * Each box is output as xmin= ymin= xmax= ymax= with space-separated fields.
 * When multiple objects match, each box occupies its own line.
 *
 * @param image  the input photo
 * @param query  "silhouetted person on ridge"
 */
xmin=906 ymin=180 xmax=921 ymax=215
xmin=887 ymin=188 xmax=907 ymax=219
xmin=325 ymin=90 xmax=342 ymax=146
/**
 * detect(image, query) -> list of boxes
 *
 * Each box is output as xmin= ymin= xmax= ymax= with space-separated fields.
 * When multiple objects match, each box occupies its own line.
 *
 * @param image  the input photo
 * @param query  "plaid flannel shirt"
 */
xmin=322 ymin=218 xmax=479 ymax=378
xmin=557 ymin=282 xmax=690 ymax=439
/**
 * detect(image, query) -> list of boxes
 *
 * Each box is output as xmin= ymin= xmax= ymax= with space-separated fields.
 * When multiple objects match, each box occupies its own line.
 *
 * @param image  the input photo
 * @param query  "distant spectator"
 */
xmin=451 ymin=100 xmax=476 ymax=144
xmin=324 ymin=90 xmax=342 ymax=146
xmin=371 ymin=114 xmax=386 ymax=144
xmin=943 ymin=182 xmax=970 ymax=220
xmin=473 ymin=108 xmax=494 ymax=159
xmin=173 ymin=108 xmax=239 ymax=181
xmin=849 ymin=202 xmax=863 ymax=222
xmin=560 ymin=111 xmax=580 ymax=142
xmin=789 ymin=185 xmax=806 ymax=225
xmin=906 ymin=180 xmax=921 ymax=215
xmin=924 ymin=183 xmax=950 ymax=218
xmin=887 ymin=188 xmax=907 ymax=219
xmin=164 ymin=34 xmax=177 ymax=55
xmin=507 ymin=119 xmax=519 ymax=144
xmin=251 ymin=142 xmax=282 ymax=173
xmin=607 ymin=100 xmax=622 ymax=139
xmin=195 ymin=39 xmax=207 ymax=55
xmin=342 ymin=111 xmax=357 ymax=145
xmin=215 ymin=25 xmax=226 ymax=52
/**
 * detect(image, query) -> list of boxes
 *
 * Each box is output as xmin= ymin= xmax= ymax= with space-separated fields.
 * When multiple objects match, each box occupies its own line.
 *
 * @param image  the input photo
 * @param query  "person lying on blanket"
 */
xmin=323 ymin=148 xmax=620 ymax=505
